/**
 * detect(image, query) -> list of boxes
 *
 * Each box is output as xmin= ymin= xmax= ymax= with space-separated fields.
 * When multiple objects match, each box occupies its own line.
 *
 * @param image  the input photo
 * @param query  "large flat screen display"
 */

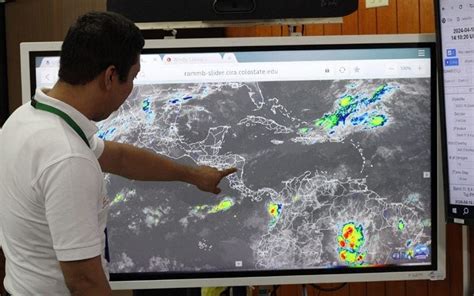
xmin=437 ymin=0 xmax=474 ymax=224
xmin=21 ymin=35 xmax=443 ymax=289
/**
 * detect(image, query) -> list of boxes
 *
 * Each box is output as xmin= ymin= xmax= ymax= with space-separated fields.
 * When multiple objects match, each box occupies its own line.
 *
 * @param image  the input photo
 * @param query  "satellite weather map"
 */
xmin=98 ymin=76 xmax=433 ymax=273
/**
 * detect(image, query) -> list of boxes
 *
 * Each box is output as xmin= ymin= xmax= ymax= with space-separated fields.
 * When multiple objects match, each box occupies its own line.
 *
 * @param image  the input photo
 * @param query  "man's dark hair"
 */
xmin=59 ymin=11 xmax=144 ymax=85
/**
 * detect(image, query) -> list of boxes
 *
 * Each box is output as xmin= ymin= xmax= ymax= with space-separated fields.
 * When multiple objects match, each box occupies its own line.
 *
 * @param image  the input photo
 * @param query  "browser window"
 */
xmin=439 ymin=0 xmax=474 ymax=221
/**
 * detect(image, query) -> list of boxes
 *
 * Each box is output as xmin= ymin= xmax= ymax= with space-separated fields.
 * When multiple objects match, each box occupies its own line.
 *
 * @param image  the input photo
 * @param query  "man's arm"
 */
xmin=60 ymin=256 xmax=112 ymax=296
xmin=98 ymin=141 xmax=236 ymax=194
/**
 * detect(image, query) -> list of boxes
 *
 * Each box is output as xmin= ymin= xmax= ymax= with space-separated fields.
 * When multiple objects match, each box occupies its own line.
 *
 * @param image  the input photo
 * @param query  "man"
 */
xmin=0 ymin=12 xmax=236 ymax=295
xmin=0 ymin=248 xmax=4 ymax=296
xmin=0 ymin=129 xmax=5 ymax=296
xmin=0 ymin=130 xmax=4 ymax=295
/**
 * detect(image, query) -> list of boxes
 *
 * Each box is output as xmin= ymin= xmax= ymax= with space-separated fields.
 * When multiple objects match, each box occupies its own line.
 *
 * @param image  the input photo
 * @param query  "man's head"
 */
xmin=58 ymin=11 xmax=144 ymax=85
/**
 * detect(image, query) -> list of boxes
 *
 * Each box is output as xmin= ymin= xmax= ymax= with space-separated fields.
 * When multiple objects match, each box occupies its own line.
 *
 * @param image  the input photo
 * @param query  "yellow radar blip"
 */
xmin=337 ymin=222 xmax=366 ymax=266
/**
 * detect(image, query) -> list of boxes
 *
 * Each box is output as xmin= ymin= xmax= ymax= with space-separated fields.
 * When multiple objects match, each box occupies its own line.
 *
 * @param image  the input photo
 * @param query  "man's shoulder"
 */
xmin=5 ymin=104 xmax=91 ymax=154
xmin=3 ymin=103 xmax=55 ymax=135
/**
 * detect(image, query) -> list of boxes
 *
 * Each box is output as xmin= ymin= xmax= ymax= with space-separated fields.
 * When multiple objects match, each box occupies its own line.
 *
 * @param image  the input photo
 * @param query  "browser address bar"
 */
xmin=36 ymin=59 xmax=431 ymax=86
xmin=136 ymin=59 xmax=430 ymax=84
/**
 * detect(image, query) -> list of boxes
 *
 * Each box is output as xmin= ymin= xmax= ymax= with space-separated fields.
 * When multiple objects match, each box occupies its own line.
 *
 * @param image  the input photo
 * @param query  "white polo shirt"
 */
xmin=0 ymin=128 xmax=3 ymax=249
xmin=0 ymin=89 xmax=109 ymax=295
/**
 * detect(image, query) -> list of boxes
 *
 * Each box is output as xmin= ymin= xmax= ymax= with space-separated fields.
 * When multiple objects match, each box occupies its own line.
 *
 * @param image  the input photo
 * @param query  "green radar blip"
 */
xmin=111 ymin=193 xmax=125 ymax=205
xmin=314 ymin=95 xmax=357 ymax=131
xmin=373 ymin=84 xmax=386 ymax=96
xmin=299 ymin=127 xmax=310 ymax=134
xmin=365 ymin=84 xmax=390 ymax=105
xmin=339 ymin=96 xmax=353 ymax=107
xmin=315 ymin=114 xmax=339 ymax=130
xmin=267 ymin=202 xmax=283 ymax=227
xmin=369 ymin=114 xmax=387 ymax=127
xmin=208 ymin=198 xmax=234 ymax=214
xmin=337 ymin=222 xmax=366 ymax=266
xmin=398 ymin=219 xmax=405 ymax=231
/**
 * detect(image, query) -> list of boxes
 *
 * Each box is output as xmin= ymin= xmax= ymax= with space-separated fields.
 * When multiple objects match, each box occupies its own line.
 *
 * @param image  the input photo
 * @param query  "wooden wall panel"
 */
xmin=6 ymin=0 xmax=59 ymax=113
xmin=305 ymin=284 xmax=350 ymax=296
xmin=5 ymin=0 xmax=107 ymax=113
xmin=255 ymin=25 xmax=277 ymax=37
xmin=376 ymin=0 xmax=398 ymax=34
xmin=327 ymin=283 xmax=350 ymax=296
xmin=447 ymin=224 xmax=463 ymax=296
xmin=278 ymin=284 xmax=299 ymax=296
xmin=419 ymin=0 xmax=435 ymax=33
xmin=227 ymin=25 xmax=282 ymax=37
xmin=386 ymin=281 xmax=405 ymax=296
xmin=281 ymin=25 xmax=290 ymax=36
xmin=324 ymin=24 xmax=342 ymax=35
xmin=269 ymin=25 xmax=283 ymax=37
xmin=428 ymin=277 xmax=450 ymax=296
xmin=294 ymin=25 xmax=304 ymax=36
xmin=50 ymin=0 xmax=64 ymax=38
xmin=405 ymin=281 xmax=428 ymax=296
xmin=349 ymin=282 xmax=366 ymax=296
xmin=303 ymin=24 xmax=324 ymax=36
xmin=357 ymin=0 xmax=377 ymax=34
xmin=397 ymin=0 xmax=420 ymax=33
xmin=342 ymin=12 xmax=359 ymax=35
xmin=367 ymin=282 xmax=385 ymax=296
xmin=225 ymin=26 xmax=256 ymax=37
xmin=60 ymin=0 xmax=107 ymax=37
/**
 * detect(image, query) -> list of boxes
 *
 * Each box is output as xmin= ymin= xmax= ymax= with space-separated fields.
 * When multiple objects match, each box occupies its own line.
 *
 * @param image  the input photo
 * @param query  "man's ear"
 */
xmin=103 ymin=65 xmax=116 ymax=90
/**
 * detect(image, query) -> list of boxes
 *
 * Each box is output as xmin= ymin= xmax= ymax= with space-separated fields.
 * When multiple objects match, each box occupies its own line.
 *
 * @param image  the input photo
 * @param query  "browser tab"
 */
xmin=162 ymin=53 xmax=223 ymax=64
xmin=140 ymin=54 xmax=162 ymax=64
xmin=40 ymin=57 xmax=60 ymax=67
xmin=222 ymin=53 xmax=238 ymax=63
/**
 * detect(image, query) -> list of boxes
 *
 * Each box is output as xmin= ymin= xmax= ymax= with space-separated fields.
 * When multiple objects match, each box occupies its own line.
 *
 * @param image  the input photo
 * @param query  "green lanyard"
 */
xmin=30 ymin=98 xmax=109 ymax=261
xmin=31 ymin=98 xmax=91 ymax=148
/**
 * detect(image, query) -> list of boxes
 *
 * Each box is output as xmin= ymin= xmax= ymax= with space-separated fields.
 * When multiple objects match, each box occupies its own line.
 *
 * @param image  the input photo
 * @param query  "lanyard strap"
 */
xmin=31 ymin=98 xmax=90 ymax=148
xmin=31 ymin=98 xmax=109 ymax=261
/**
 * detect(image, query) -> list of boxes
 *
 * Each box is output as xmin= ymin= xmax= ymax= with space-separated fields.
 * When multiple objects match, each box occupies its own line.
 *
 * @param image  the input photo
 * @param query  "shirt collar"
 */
xmin=33 ymin=88 xmax=99 ymax=139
